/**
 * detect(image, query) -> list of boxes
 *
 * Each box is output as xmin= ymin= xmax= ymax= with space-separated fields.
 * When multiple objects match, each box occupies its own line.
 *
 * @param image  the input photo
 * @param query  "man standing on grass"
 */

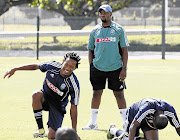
xmin=82 ymin=4 xmax=129 ymax=130
xmin=4 ymin=52 xmax=81 ymax=140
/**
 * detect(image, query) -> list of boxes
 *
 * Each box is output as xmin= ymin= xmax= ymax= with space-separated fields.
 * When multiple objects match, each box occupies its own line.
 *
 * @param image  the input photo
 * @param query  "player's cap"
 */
xmin=97 ymin=4 xmax=112 ymax=12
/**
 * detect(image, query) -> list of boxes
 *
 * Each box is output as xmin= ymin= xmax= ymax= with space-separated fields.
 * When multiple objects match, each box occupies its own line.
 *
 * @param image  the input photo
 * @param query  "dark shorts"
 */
xmin=90 ymin=63 xmax=126 ymax=91
xmin=42 ymin=100 xmax=64 ymax=131
xmin=139 ymin=120 xmax=157 ymax=134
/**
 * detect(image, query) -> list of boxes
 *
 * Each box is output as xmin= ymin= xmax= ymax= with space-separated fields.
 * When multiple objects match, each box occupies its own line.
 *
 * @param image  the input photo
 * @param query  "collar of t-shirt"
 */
xmin=103 ymin=26 xmax=110 ymax=28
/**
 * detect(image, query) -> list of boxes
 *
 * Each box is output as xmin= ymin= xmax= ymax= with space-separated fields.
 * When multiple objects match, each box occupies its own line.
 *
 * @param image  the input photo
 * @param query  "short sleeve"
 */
xmin=39 ymin=60 xmax=61 ymax=72
xmin=164 ymin=103 xmax=180 ymax=128
xmin=87 ymin=30 xmax=95 ymax=51
xmin=119 ymin=27 xmax=129 ymax=48
xmin=39 ymin=61 xmax=54 ymax=72
xmin=69 ymin=74 xmax=80 ymax=105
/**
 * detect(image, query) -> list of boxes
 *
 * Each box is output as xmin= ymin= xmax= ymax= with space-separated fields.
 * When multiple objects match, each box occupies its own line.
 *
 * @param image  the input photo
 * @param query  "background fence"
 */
xmin=0 ymin=4 xmax=180 ymax=52
xmin=0 ymin=5 xmax=180 ymax=28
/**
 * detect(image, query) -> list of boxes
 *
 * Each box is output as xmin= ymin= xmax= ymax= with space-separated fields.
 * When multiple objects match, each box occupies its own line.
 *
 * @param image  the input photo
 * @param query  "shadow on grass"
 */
xmin=1 ymin=42 xmax=180 ymax=52
xmin=40 ymin=42 xmax=180 ymax=52
xmin=129 ymin=41 xmax=180 ymax=52
xmin=82 ymin=128 xmax=108 ymax=133
xmin=40 ymin=44 xmax=88 ymax=51
xmin=95 ymin=129 xmax=108 ymax=133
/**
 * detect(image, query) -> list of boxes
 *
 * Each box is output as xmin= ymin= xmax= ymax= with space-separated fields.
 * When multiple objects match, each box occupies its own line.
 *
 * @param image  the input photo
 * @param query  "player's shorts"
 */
xmin=139 ymin=119 xmax=157 ymax=133
xmin=90 ymin=63 xmax=126 ymax=91
xmin=42 ymin=99 xmax=64 ymax=131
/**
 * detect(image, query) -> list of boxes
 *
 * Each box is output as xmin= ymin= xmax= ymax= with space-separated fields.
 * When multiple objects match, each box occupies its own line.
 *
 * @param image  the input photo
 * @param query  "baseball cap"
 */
xmin=97 ymin=4 xmax=112 ymax=12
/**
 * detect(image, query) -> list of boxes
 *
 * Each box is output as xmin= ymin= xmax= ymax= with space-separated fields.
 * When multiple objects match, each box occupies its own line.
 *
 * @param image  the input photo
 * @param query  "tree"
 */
xmin=0 ymin=0 xmax=33 ymax=16
xmin=53 ymin=0 xmax=138 ymax=29
xmin=0 ymin=0 xmax=145 ymax=29
xmin=130 ymin=0 xmax=180 ymax=7
xmin=1 ymin=0 xmax=179 ymax=29
xmin=0 ymin=0 xmax=10 ymax=16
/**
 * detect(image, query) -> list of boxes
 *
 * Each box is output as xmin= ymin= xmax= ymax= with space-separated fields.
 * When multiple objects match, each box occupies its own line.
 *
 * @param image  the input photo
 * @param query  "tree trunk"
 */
xmin=0 ymin=0 xmax=10 ymax=16
xmin=64 ymin=16 xmax=98 ymax=30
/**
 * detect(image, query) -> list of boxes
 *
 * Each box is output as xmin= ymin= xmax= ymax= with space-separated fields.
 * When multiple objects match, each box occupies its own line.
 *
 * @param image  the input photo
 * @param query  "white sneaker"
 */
xmin=107 ymin=123 xmax=116 ymax=139
xmin=33 ymin=128 xmax=47 ymax=138
xmin=109 ymin=123 xmax=116 ymax=129
xmin=82 ymin=122 xmax=98 ymax=130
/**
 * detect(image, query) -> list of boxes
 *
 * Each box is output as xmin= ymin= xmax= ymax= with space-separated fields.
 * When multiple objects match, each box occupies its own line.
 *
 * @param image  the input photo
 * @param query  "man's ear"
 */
xmin=110 ymin=12 xmax=112 ymax=16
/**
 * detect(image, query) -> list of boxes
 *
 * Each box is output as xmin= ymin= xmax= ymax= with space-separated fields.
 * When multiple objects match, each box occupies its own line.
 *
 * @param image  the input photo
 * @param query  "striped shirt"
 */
xmin=128 ymin=98 xmax=180 ymax=129
xmin=88 ymin=21 xmax=129 ymax=71
xmin=39 ymin=60 xmax=80 ymax=114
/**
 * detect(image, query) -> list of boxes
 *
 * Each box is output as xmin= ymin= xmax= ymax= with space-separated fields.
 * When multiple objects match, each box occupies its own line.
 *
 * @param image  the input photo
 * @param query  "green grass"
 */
xmin=1 ymin=58 xmax=180 ymax=140
xmin=1 ymin=34 xmax=180 ymax=51
xmin=128 ymin=34 xmax=180 ymax=46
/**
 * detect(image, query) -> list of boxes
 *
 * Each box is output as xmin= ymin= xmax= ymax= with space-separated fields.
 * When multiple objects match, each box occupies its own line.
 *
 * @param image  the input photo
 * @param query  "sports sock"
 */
xmin=120 ymin=108 xmax=128 ymax=130
xmin=34 ymin=109 xmax=44 ymax=129
xmin=110 ymin=127 xmax=119 ymax=136
xmin=90 ymin=109 xmax=99 ymax=124
xmin=119 ymin=108 xmax=127 ymax=123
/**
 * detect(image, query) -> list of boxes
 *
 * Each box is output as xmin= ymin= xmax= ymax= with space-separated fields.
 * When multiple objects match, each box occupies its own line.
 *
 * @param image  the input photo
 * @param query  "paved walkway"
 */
xmin=0 ymin=50 xmax=180 ymax=59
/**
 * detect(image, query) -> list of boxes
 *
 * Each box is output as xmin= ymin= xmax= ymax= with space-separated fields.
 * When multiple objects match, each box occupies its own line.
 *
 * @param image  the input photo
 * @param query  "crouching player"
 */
xmin=4 ymin=52 xmax=81 ymax=140
xmin=107 ymin=98 xmax=180 ymax=140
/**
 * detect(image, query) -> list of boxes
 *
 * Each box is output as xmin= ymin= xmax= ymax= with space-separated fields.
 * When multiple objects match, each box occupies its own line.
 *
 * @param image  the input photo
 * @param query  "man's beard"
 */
xmin=101 ymin=19 xmax=107 ymax=23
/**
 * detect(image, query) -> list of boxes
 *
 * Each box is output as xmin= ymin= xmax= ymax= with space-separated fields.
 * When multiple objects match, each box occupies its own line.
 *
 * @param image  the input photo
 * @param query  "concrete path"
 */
xmin=0 ymin=50 xmax=180 ymax=59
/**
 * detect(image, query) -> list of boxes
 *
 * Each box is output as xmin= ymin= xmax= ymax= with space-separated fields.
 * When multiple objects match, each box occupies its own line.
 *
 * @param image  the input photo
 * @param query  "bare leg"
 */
xmin=113 ymin=90 xmax=126 ymax=109
xmin=32 ymin=90 xmax=45 ymax=110
xmin=113 ymin=90 xmax=127 ymax=129
xmin=48 ymin=127 xmax=56 ymax=139
xmin=91 ymin=89 xmax=103 ymax=109
xmin=144 ymin=130 xmax=159 ymax=140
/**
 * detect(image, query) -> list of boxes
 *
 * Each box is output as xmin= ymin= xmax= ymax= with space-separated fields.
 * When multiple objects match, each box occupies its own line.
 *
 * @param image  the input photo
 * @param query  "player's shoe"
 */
xmin=107 ymin=123 xmax=116 ymax=139
xmin=82 ymin=122 xmax=98 ymax=130
xmin=33 ymin=128 xmax=47 ymax=138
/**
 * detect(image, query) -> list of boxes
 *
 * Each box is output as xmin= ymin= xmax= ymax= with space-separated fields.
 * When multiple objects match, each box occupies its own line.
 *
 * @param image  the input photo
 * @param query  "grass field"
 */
xmin=0 ymin=57 xmax=180 ymax=140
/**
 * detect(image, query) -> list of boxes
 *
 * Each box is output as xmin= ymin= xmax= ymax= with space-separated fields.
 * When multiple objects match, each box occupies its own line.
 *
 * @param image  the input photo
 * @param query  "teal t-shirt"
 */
xmin=88 ymin=21 xmax=129 ymax=72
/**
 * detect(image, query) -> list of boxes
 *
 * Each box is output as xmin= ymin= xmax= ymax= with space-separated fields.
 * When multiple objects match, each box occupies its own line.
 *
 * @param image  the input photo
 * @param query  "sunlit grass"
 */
xmin=0 ymin=58 xmax=180 ymax=140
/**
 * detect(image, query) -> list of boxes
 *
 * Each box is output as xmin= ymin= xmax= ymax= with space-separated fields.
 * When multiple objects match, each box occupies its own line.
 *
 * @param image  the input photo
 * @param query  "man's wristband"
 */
xmin=122 ymin=67 xmax=127 ymax=70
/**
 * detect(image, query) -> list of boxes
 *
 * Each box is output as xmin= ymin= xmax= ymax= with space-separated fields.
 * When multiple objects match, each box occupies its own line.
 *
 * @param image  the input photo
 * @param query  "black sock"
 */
xmin=33 ymin=109 xmax=44 ymax=129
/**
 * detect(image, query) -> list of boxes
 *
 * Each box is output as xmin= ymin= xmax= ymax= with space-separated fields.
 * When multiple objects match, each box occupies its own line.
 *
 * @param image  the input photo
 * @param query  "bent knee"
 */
xmin=48 ymin=127 xmax=55 ymax=139
xmin=32 ymin=90 xmax=43 ymax=100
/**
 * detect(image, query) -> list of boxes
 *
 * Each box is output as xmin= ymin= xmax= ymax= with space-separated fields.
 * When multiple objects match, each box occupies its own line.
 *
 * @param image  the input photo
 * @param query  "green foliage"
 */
xmin=4 ymin=0 xmax=138 ymax=29
xmin=28 ymin=0 xmax=137 ymax=16
xmin=30 ymin=0 xmax=58 ymax=9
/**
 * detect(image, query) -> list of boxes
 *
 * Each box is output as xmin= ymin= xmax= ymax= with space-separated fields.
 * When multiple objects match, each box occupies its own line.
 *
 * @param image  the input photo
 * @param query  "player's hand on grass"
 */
xmin=78 ymin=135 xmax=81 ymax=140
xmin=77 ymin=133 xmax=81 ymax=140
xmin=3 ymin=68 xmax=16 ymax=79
